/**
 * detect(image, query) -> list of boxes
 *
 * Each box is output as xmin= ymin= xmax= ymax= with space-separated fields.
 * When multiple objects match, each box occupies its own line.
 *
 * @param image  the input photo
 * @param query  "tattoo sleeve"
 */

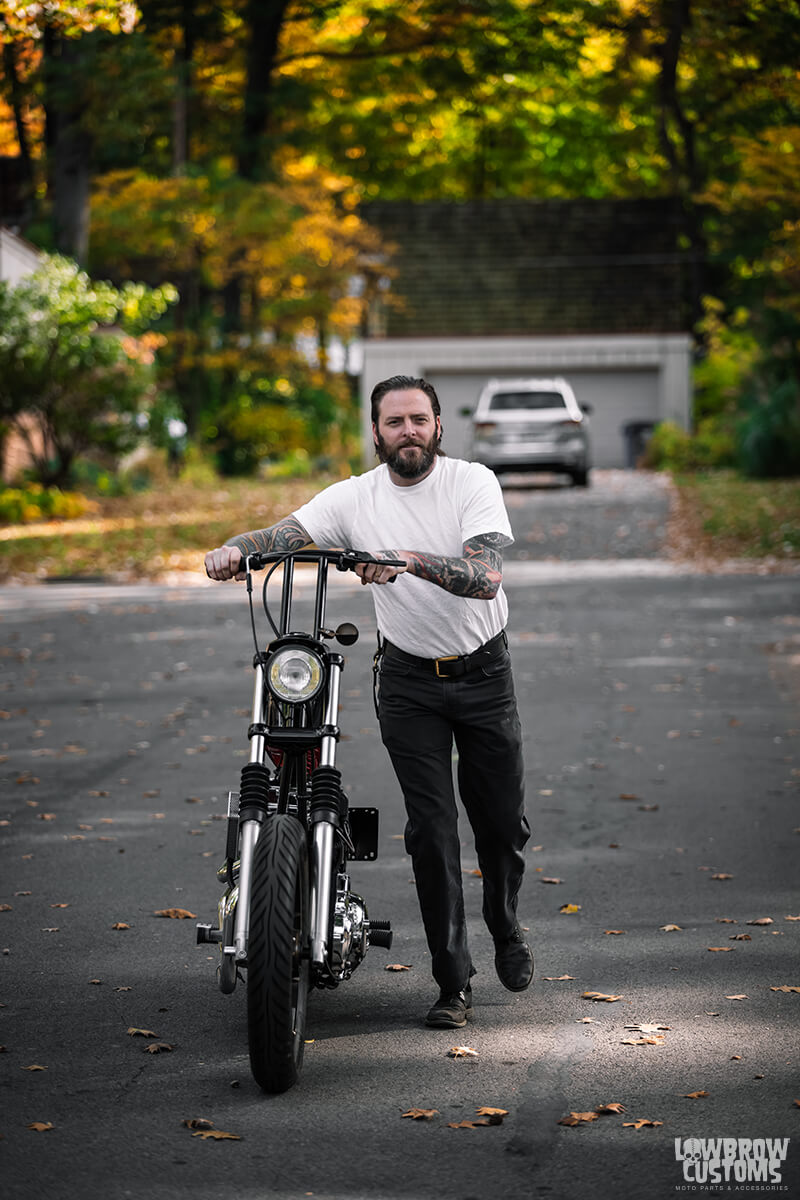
xmin=229 ymin=516 xmax=312 ymax=558
xmin=398 ymin=532 xmax=511 ymax=599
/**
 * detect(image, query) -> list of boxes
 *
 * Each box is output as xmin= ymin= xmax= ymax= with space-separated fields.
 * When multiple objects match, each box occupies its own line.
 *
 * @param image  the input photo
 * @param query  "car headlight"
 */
xmin=266 ymin=647 xmax=324 ymax=703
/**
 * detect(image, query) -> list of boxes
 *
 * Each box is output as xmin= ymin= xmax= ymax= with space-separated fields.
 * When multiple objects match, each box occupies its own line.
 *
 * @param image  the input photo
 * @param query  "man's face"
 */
xmin=373 ymin=388 xmax=441 ymax=481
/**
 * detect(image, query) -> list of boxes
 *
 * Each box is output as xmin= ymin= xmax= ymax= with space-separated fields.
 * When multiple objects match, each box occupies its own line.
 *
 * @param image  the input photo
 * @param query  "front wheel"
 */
xmin=247 ymin=814 xmax=310 ymax=1093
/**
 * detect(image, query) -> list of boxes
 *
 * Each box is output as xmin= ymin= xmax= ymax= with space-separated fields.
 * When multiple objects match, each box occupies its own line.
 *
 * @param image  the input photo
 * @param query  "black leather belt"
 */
xmin=383 ymin=630 xmax=507 ymax=679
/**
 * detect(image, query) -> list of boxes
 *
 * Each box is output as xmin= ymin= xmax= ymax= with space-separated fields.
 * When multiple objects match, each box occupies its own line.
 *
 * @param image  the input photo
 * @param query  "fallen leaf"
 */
xmin=402 ymin=1108 xmax=439 ymax=1120
xmin=638 ymin=805 xmax=659 ymax=811
xmin=747 ymin=917 xmax=773 ymax=926
xmin=476 ymin=1107 xmax=508 ymax=1118
xmin=596 ymin=1102 xmax=626 ymax=1114
xmin=543 ymin=975 xmax=575 ymax=981
xmin=191 ymin=1130 xmax=241 ymax=1141
xmin=558 ymin=1112 xmax=599 ymax=1126
xmin=464 ymin=868 xmax=482 ymax=877
xmin=683 ymin=1091 xmax=708 ymax=1099
xmin=541 ymin=877 xmax=563 ymax=884
xmin=0 ymin=904 xmax=12 ymax=912
xmin=707 ymin=946 xmax=734 ymax=952
xmin=618 ymin=793 xmax=640 ymax=800
xmin=144 ymin=1042 xmax=174 ymax=1054
xmin=621 ymin=1036 xmax=666 ymax=1046
xmin=153 ymin=908 xmax=196 ymax=919
xmin=111 ymin=922 xmax=130 ymax=930
xmin=22 ymin=1064 xmax=47 ymax=1071
xmin=560 ymin=904 xmax=581 ymax=914
xmin=726 ymin=995 xmax=748 ymax=1001
xmin=41 ymin=927 xmax=59 ymax=933
xmin=576 ymin=1017 xmax=594 ymax=1023
xmin=582 ymin=992 xmax=623 ymax=1002
xmin=447 ymin=1046 xmax=479 ymax=1058
xmin=770 ymin=985 xmax=800 ymax=993
xmin=448 ymin=1119 xmax=499 ymax=1129
xmin=623 ymin=1119 xmax=663 ymax=1130
xmin=660 ymin=924 xmax=682 ymax=932
xmin=731 ymin=1055 xmax=742 ymax=1061
xmin=603 ymin=930 xmax=626 ymax=936
xmin=716 ymin=917 xmax=737 ymax=923
xmin=127 ymin=1027 xmax=157 ymax=1038
xmin=625 ymin=1023 xmax=671 ymax=1033
xmin=785 ymin=915 xmax=800 ymax=921
xmin=27 ymin=1122 xmax=53 ymax=1132
xmin=711 ymin=873 xmax=733 ymax=880
xmin=114 ymin=986 xmax=131 ymax=992
xmin=183 ymin=1119 xmax=215 ymax=1130
xmin=89 ymin=979 xmax=102 ymax=985
xmin=384 ymin=964 xmax=412 ymax=972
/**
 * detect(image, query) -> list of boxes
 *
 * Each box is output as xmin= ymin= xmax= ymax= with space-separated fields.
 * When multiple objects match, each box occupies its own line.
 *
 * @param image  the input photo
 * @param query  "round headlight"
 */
xmin=267 ymin=647 xmax=324 ymax=703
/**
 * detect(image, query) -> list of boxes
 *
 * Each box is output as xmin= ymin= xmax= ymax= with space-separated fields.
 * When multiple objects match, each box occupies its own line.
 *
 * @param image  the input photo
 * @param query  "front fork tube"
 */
xmin=309 ymin=660 xmax=342 ymax=969
xmin=231 ymin=664 xmax=268 ymax=964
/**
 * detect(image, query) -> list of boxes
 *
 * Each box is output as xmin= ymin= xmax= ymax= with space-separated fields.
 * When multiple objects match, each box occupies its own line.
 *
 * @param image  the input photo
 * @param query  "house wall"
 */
xmin=0 ymin=227 xmax=40 ymax=286
xmin=361 ymin=333 xmax=691 ymax=469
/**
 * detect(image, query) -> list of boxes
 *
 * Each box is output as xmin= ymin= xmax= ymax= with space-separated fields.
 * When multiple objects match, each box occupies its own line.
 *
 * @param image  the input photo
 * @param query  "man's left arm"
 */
xmin=360 ymin=532 xmax=512 ymax=598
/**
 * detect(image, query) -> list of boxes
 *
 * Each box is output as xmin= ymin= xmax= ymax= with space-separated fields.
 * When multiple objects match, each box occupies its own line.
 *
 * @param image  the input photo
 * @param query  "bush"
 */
xmin=209 ymin=399 xmax=310 ymax=476
xmin=0 ymin=484 xmax=97 ymax=524
xmin=738 ymin=379 xmax=800 ymax=478
xmin=643 ymin=419 xmax=738 ymax=472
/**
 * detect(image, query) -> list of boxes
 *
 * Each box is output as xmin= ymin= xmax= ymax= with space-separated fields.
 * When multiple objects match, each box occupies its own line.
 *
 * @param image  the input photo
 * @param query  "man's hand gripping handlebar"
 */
xmin=204 ymin=545 xmax=406 ymax=586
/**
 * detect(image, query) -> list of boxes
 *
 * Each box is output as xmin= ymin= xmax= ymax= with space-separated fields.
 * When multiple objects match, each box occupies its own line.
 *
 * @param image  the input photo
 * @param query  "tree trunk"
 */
xmin=172 ymin=0 xmax=196 ymax=172
xmin=43 ymin=28 xmax=92 ymax=265
xmin=1 ymin=43 xmax=36 ymax=224
xmin=239 ymin=0 xmax=293 ymax=182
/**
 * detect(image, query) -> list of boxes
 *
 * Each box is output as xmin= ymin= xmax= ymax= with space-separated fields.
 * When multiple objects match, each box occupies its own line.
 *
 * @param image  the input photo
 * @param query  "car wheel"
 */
xmin=570 ymin=468 xmax=590 ymax=487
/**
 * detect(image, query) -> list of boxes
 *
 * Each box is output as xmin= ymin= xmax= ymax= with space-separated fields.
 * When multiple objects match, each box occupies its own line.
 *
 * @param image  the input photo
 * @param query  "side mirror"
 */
xmin=459 ymin=406 xmax=474 ymax=418
xmin=335 ymin=622 xmax=359 ymax=646
xmin=580 ymin=403 xmax=593 ymax=416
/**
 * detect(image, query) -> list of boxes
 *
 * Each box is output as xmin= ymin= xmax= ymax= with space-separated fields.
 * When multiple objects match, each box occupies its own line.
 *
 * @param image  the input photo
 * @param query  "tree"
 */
xmin=0 ymin=254 xmax=176 ymax=485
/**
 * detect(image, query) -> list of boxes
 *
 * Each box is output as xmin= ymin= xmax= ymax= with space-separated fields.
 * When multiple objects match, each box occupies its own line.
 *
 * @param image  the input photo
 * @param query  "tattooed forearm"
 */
xmin=229 ymin=516 xmax=311 ymax=558
xmin=399 ymin=532 xmax=511 ymax=599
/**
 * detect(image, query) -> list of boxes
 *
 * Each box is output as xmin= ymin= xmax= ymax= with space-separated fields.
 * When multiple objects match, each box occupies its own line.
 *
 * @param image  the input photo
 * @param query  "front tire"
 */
xmin=247 ymin=814 xmax=310 ymax=1093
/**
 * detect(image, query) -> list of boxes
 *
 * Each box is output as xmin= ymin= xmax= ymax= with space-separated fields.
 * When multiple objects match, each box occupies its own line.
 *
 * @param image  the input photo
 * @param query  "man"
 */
xmin=205 ymin=375 xmax=532 ymax=1029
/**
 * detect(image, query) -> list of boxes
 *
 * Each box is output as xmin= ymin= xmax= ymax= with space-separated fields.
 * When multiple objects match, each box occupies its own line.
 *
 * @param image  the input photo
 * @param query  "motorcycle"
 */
xmin=196 ymin=548 xmax=398 ymax=1093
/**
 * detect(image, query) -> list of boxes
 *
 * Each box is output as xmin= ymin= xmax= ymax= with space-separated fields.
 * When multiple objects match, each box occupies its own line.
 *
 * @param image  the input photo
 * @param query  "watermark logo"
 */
xmin=675 ymin=1137 xmax=790 ymax=1189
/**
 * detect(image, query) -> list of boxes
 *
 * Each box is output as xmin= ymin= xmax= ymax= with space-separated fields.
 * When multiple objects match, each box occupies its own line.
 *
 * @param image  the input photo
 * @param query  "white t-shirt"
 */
xmin=293 ymin=456 xmax=513 ymax=658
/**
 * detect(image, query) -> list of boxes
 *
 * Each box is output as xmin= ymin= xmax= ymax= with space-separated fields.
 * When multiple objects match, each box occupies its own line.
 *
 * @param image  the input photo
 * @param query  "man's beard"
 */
xmin=375 ymin=430 xmax=440 ymax=479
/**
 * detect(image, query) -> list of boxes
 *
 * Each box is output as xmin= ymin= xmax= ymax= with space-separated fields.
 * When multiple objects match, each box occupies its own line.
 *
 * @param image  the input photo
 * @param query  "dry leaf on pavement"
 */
xmin=770 ymin=985 xmax=800 ymax=993
xmin=192 ymin=1129 xmax=241 ymax=1140
xmin=384 ymin=964 xmax=412 ymax=972
xmin=183 ymin=1119 xmax=215 ymax=1130
xmin=111 ymin=922 xmax=130 ymax=930
xmin=621 ymin=1036 xmax=665 ymax=1046
xmin=582 ymin=991 xmax=623 ymax=1002
xmin=543 ymin=975 xmax=575 ymax=981
xmin=560 ymin=904 xmax=581 ymax=914
xmin=447 ymin=1046 xmax=479 ymax=1058
xmin=683 ymin=1091 xmax=708 ymax=1099
xmin=660 ymin=924 xmax=682 ymax=932
xmin=402 ymin=1108 xmax=438 ymax=1120
xmin=558 ymin=1111 xmax=600 ymax=1126
xmin=623 ymin=1119 xmax=663 ymax=1130
xmin=707 ymin=946 xmax=734 ymax=952
xmin=154 ymin=908 xmax=196 ymax=919
xmin=747 ymin=917 xmax=773 ymax=925
xmin=127 ymin=1027 xmax=157 ymax=1037
xmin=711 ymin=873 xmax=733 ymax=880
xmin=22 ymin=1064 xmax=47 ymax=1071
xmin=603 ymin=930 xmax=626 ymax=936
xmin=596 ymin=1103 xmax=626 ymax=1114
xmin=144 ymin=1042 xmax=174 ymax=1053
xmin=27 ymin=1122 xmax=53 ymax=1132
xmin=625 ymin=1024 xmax=670 ymax=1033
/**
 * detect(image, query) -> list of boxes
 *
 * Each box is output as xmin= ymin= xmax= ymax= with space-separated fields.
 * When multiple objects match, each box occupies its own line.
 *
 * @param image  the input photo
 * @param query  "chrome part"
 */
xmin=320 ymin=660 xmax=342 ymax=768
xmin=218 ymin=889 xmax=238 ymax=993
xmin=267 ymin=646 xmax=324 ymax=703
xmin=249 ymin=668 xmax=266 ymax=765
xmin=309 ymin=820 xmax=334 ymax=967
xmin=330 ymin=872 xmax=368 ymax=980
xmin=233 ymin=819 xmax=260 ymax=962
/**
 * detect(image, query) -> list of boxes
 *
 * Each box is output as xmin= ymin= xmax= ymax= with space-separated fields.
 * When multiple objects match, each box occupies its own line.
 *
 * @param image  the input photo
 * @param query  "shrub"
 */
xmin=0 ymin=485 xmax=97 ymax=524
xmin=738 ymin=379 xmax=800 ymax=478
xmin=643 ymin=419 xmax=737 ymax=472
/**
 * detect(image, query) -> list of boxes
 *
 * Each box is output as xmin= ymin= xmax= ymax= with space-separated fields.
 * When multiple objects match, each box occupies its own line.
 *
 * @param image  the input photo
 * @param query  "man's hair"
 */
xmin=370 ymin=375 xmax=441 ymax=425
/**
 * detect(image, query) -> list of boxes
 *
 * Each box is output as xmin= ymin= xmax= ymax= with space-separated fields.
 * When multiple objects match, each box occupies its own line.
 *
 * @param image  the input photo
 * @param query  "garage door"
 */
xmin=425 ymin=368 xmax=660 ymax=468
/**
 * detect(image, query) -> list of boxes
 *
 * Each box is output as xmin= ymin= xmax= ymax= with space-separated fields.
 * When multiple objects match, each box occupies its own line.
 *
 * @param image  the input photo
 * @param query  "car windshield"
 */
xmin=487 ymin=391 xmax=567 ymax=412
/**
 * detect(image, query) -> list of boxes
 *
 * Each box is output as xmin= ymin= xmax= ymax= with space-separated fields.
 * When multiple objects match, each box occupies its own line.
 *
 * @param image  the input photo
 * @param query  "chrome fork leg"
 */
xmin=232 ymin=818 xmax=261 ymax=962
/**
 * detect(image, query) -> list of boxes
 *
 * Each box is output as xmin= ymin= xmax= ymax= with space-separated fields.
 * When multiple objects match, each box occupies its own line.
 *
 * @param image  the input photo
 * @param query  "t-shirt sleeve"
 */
xmin=459 ymin=464 xmax=514 ymax=545
xmin=292 ymin=477 xmax=357 ymax=548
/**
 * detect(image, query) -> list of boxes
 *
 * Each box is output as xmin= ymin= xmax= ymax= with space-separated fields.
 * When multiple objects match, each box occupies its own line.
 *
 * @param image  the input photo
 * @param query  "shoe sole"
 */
xmin=424 ymin=1007 xmax=474 ymax=1029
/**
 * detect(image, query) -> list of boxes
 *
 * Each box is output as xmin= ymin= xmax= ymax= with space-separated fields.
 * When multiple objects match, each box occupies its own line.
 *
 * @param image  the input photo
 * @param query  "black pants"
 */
xmin=378 ymin=644 xmax=529 ymax=993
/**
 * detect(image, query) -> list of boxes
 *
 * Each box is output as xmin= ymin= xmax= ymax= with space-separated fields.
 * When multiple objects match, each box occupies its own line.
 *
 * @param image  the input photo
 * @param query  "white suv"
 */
xmin=465 ymin=376 xmax=591 ymax=487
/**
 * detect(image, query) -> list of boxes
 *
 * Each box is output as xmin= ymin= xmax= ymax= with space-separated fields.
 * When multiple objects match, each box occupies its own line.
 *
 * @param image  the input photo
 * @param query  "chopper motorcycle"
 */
xmin=196 ymin=548 xmax=399 ymax=1093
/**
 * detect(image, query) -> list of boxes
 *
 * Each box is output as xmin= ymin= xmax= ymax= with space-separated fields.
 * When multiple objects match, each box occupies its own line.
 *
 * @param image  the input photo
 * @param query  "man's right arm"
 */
xmin=204 ymin=515 xmax=312 ymax=581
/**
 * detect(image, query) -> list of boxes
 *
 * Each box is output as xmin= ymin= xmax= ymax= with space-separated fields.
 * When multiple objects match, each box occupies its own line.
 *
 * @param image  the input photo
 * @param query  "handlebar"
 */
xmin=242 ymin=548 xmax=406 ymax=575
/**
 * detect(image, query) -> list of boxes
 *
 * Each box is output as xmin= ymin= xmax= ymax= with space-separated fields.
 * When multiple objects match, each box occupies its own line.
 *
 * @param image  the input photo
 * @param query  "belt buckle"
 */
xmin=435 ymin=655 xmax=459 ymax=677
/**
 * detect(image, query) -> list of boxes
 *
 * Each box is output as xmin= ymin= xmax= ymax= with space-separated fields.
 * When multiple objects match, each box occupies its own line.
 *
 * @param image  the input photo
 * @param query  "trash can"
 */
xmin=621 ymin=421 xmax=656 ymax=469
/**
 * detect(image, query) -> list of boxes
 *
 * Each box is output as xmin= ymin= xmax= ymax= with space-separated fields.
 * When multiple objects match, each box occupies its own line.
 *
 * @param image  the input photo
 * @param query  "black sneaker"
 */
xmin=494 ymin=928 xmax=534 ymax=992
xmin=424 ymin=986 xmax=473 ymax=1028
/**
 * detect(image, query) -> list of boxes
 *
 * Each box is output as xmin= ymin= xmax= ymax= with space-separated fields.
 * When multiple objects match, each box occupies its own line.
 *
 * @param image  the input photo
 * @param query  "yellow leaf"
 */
xmin=560 ymin=904 xmax=581 ymax=914
xmin=683 ymin=1090 xmax=708 ymax=1098
xmin=711 ymin=873 xmax=733 ymax=880
xmin=476 ymin=1107 xmax=509 ymax=1118
xmin=112 ymin=922 xmax=130 ymax=930
xmin=154 ymin=908 xmax=196 ymax=919
xmin=27 ymin=1122 xmax=54 ymax=1132
xmin=384 ymin=964 xmax=412 ymax=972
xmin=623 ymin=1119 xmax=663 ymax=1130
xmin=582 ymin=991 xmax=623 ymax=1002
xmin=447 ymin=1045 xmax=478 ymax=1058
xmin=770 ymin=985 xmax=800 ymax=993
xmin=660 ymin=924 xmax=682 ymax=931
xmin=596 ymin=1102 xmax=626 ymax=1114
xmin=402 ymin=1108 xmax=439 ymax=1120
xmin=558 ymin=1111 xmax=599 ymax=1126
